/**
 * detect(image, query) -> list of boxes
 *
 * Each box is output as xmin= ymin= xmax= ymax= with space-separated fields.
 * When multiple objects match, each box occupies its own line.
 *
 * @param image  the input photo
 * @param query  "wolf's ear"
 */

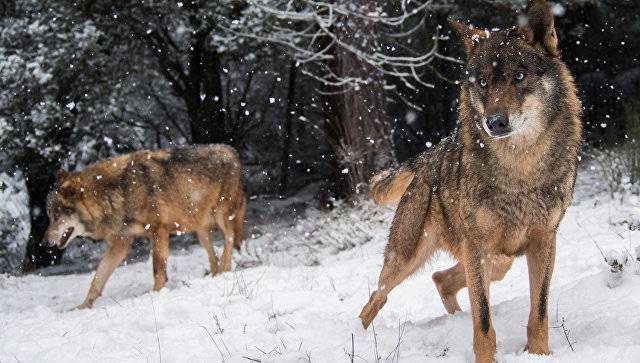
xmin=56 ymin=169 xmax=69 ymax=183
xmin=517 ymin=0 xmax=559 ymax=56
xmin=448 ymin=18 xmax=488 ymax=55
xmin=59 ymin=179 xmax=81 ymax=200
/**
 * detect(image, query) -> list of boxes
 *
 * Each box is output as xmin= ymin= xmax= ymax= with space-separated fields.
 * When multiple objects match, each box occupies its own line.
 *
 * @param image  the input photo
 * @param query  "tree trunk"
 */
xmin=21 ymin=154 xmax=63 ymax=272
xmin=148 ymin=26 xmax=228 ymax=146
xmin=279 ymin=61 xmax=298 ymax=194
xmin=322 ymin=2 xmax=395 ymax=197
xmin=0 ymin=0 xmax=16 ymax=18
xmin=184 ymin=29 xmax=227 ymax=145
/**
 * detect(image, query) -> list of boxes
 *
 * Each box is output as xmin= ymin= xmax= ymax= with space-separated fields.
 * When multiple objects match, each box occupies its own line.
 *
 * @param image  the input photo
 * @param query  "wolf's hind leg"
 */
xmin=359 ymin=231 xmax=438 ymax=329
xmin=151 ymin=226 xmax=169 ymax=291
xmin=360 ymin=174 xmax=436 ymax=328
xmin=432 ymin=255 xmax=513 ymax=314
xmin=75 ymin=236 xmax=132 ymax=310
xmin=231 ymin=196 xmax=246 ymax=251
xmin=432 ymin=263 xmax=465 ymax=314
xmin=196 ymin=227 xmax=219 ymax=276
xmin=215 ymin=208 xmax=236 ymax=273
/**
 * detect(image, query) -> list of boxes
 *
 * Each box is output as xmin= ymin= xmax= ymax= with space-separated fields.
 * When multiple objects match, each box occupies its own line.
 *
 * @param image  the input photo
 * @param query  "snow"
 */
xmin=0 ymin=171 xmax=639 ymax=362
xmin=0 ymin=172 xmax=29 ymax=273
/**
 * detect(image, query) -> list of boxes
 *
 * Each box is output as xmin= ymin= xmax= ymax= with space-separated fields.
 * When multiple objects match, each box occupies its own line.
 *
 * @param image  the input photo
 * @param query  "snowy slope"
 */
xmin=0 ymin=172 xmax=29 ymax=273
xmin=0 ymin=172 xmax=639 ymax=363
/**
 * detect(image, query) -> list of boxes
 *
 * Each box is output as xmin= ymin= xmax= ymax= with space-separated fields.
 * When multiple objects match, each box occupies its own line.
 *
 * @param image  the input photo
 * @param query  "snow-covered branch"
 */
xmin=228 ymin=0 xmax=459 ymax=90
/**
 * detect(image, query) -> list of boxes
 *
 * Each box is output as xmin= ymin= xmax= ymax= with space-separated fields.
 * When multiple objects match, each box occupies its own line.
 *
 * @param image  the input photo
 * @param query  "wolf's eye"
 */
xmin=479 ymin=79 xmax=488 ymax=88
xmin=515 ymin=72 xmax=525 ymax=81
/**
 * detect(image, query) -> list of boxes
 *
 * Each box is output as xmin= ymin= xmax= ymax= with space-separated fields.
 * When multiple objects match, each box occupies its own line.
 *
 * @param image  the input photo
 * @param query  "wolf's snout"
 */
xmin=45 ymin=236 xmax=55 ymax=247
xmin=485 ymin=113 xmax=511 ymax=137
xmin=45 ymin=226 xmax=75 ymax=249
xmin=43 ymin=229 xmax=55 ymax=247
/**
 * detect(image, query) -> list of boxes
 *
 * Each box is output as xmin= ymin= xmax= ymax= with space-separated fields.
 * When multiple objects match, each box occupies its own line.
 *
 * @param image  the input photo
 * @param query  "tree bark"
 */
xmin=322 ymin=2 xmax=395 ymax=197
xmin=21 ymin=154 xmax=63 ymax=272
xmin=147 ymin=27 xmax=228 ymax=145
xmin=184 ymin=28 xmax=228 ymax=145
xmin=0 ymin=0 xmax=16 ymax=18
xmin=279 ymin=61 xmax=298 ymax=194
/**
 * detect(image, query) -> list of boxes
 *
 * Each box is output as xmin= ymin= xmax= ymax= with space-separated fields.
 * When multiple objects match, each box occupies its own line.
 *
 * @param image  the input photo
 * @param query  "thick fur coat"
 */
xmin=359 ymin=1 xmax=582 ymax=362
xmin=45 ymin=144 xmax=246 ymax=309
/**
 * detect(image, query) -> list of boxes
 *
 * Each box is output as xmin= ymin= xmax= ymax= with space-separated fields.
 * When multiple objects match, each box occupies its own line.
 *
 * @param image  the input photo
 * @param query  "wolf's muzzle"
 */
xmin=51 ymin=227 xmax=75 ymax=249
xmin=485 ymin=113 xmax=512 ymax=137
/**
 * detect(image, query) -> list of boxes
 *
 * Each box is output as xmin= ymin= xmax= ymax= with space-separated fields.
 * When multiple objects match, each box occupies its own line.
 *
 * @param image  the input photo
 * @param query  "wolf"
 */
xmin=359 ymin=1 xmax=582 ymax=361
xmin=44 ymin=144 xmax=246 ymax=309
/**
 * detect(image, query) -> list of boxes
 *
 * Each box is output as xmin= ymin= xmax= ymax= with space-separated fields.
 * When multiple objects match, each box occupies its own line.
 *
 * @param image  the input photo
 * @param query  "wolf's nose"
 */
xmin=486 ymin=113 xmax=510 ymax=136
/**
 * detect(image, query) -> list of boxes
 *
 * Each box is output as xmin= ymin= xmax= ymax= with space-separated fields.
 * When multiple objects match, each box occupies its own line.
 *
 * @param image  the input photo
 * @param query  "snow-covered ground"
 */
xmin=1 ymin=171 xmax=639 ymax=362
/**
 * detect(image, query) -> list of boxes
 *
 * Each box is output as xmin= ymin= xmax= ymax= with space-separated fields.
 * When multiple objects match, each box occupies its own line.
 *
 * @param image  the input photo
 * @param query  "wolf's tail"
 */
xmin=369 ymin=160 xmax=415 ymax=207
xmin=232 ymin=182 xmax=246 ymax=251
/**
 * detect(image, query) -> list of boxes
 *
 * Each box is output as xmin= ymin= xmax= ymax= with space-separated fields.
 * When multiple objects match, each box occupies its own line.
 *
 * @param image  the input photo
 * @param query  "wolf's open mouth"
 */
xmin=57 ymin=227 xmax=75 ymax=248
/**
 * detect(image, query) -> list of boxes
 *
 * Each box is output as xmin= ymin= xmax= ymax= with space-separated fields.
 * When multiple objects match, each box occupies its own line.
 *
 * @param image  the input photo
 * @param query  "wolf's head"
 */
xmin=451 ymin=0 xmax=566 ymax=144
xmin=44 ymin=169 xmax=91 ymax=249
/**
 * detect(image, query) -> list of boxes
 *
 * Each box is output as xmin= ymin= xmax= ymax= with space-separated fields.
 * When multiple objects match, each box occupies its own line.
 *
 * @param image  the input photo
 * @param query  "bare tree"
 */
xmin=280 ymin=61 xmax=298 ymax=193
xmin=321 ymin=0 xmax=394 ymax=196
xmin=82 ymin=1 xmax=250 ymax=146
xmin=227 ymin=0 xmax=458 ymax=196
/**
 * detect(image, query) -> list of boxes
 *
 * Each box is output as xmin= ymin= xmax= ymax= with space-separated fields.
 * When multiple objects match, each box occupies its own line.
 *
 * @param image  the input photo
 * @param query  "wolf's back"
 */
xmin=369 ymin=160 xmax=416 ymax=206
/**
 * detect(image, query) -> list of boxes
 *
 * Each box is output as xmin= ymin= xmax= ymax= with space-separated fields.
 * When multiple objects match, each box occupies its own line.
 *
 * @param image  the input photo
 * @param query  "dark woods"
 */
xmin=0 ymin=0 xmax=638 ymax=271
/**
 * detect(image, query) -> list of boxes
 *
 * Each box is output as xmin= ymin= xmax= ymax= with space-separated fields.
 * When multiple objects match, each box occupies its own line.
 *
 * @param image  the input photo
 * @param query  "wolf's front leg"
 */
xmin=74 ymin=236 xmax=132 ymax=310
xmin=462 ymin=242 xmax=496 ymax=363
xmin=525 ymin=228 xmax=556 ymax=355
xmin=151 ymin=226 xmax=169 ymax=291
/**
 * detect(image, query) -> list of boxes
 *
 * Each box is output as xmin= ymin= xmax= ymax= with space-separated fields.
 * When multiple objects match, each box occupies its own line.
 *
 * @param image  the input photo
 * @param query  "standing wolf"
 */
xmin=359 ymin=1 xmax=582 ymax=361
xmin=44 ymin=144 xmax=246 ymax=309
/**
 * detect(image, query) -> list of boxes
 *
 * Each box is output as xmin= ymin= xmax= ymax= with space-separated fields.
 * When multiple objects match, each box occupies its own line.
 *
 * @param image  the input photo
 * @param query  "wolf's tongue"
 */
xmin=58 ymin=227 xmax=74 ymax=247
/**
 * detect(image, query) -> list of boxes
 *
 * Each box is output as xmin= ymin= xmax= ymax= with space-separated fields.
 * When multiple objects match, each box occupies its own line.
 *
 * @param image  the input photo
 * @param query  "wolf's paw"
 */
xmin=152 ymin=281 xmax=167 ymax=292
xmin=524 ymin=344 xmax=550 ymax=356
xmin=359 ymin=291 xmax=387 ymax=329
xmin=70 ymin=302 xmax=93 ymax=311
xmin=432 ymin=272 xmax=462 ymax=314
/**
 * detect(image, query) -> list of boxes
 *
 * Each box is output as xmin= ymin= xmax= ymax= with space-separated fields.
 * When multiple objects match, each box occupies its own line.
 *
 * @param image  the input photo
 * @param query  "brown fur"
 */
xmin=368 ymin=160 xmax=415 ymax=206
xmin=44 ymin=144 xmax=246 ymax=309
xmin=360 ymin=1 xmax=582 ymax=362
